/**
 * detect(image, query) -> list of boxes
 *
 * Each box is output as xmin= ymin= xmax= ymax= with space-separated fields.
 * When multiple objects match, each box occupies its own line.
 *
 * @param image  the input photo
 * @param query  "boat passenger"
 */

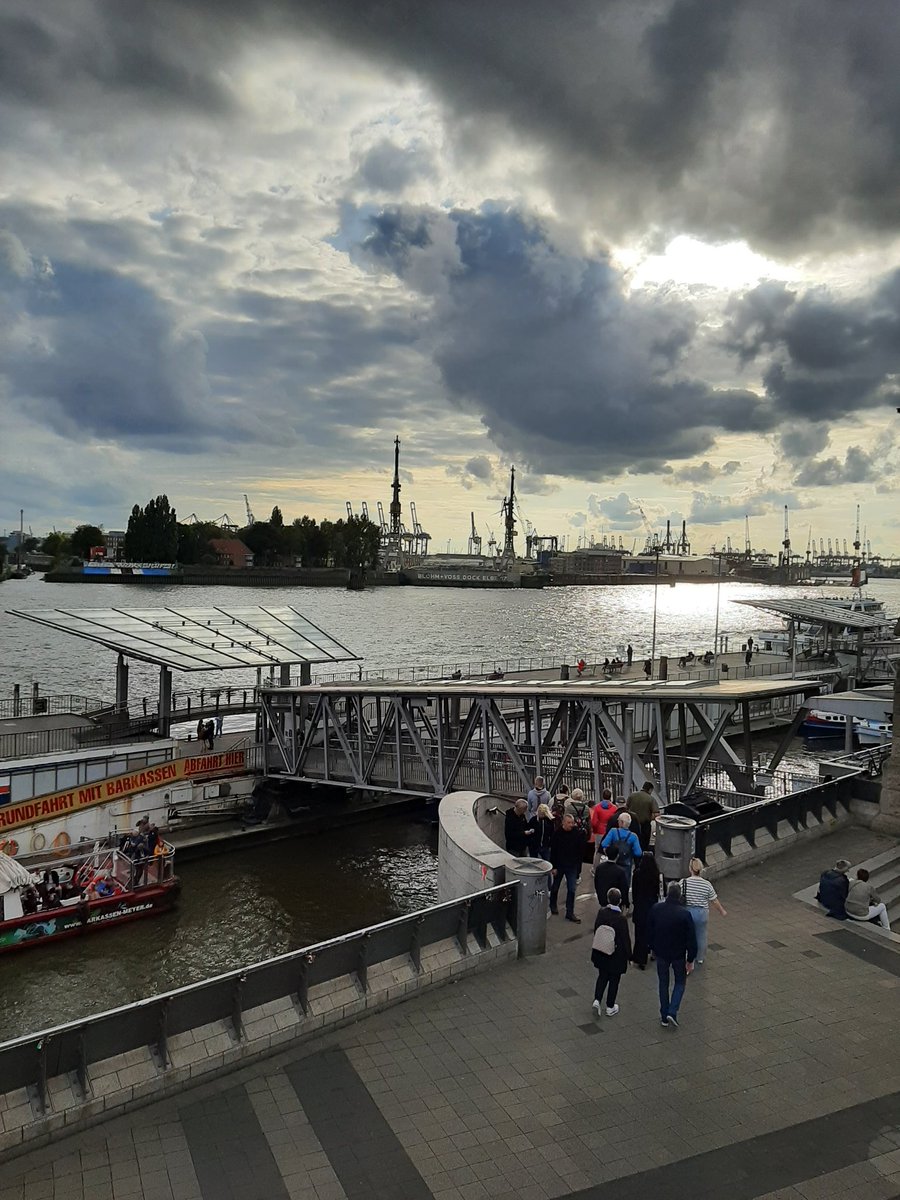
xmin=43 ymin=884 xmax=61 ymax=910
xmin=21 ymin=886 xmax=39 ymax=915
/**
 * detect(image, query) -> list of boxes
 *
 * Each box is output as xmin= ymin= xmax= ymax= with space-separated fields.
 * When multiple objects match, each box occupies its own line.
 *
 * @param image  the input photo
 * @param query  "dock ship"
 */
xmin=401 ymin=552 xmax=546 ymax=588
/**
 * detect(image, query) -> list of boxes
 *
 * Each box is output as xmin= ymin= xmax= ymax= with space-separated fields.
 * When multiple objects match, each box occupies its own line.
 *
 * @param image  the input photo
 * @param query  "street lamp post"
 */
xmin=650 ymin=548 xmax=661 ymax=677
xmin=713 ymin=552 xmax=723 ymax=669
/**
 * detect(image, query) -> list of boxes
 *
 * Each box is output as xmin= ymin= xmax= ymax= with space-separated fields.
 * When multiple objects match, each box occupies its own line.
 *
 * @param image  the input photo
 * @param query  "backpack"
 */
xmin=571 ymin=801 xmax=588 ymax=828
xmin=592 ymin=922 xmax=616 ymax=956
xmin=609 ymin=829 xmax=634 ymax=869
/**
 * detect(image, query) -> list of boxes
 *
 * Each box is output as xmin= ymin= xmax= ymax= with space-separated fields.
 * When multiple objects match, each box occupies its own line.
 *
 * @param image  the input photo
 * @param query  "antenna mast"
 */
xmin=389 ymin=436 xmax=402 ymax=536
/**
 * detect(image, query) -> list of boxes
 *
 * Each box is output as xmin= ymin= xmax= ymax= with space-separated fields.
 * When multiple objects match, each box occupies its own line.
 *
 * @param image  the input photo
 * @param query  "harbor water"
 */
xmin=0 ymin=574 xmax=897 ymax=1038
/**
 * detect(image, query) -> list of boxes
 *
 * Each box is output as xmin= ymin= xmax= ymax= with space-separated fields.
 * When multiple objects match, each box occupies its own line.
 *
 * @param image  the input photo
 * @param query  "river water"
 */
xmin=0 ymin=573 xmax=897 ymax=1037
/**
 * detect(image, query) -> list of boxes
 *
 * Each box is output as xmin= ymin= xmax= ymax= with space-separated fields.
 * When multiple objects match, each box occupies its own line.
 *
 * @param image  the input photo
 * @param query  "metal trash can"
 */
xmin=505 ymin=858 xmax=553 ymax=957
xmin=654 ymin=814 xmax=697 ymax=883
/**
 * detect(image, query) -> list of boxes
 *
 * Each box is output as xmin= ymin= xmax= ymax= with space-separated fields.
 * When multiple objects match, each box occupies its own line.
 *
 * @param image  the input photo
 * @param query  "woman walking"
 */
xmin=681 ymin=858 xmax=726 ymax=964
xmin=630 ymin=851 xmax=661 ymax=969
xmin=530 ymin=803 xmax=555 ymax=860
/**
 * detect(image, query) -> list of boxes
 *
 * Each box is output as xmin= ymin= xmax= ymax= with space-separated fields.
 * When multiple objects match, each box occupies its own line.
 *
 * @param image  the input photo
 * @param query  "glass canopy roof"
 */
xmin=8 ymin=605 xmax=359 ymax=671
xmin=734 ymin=597 xmax=890 ymax=630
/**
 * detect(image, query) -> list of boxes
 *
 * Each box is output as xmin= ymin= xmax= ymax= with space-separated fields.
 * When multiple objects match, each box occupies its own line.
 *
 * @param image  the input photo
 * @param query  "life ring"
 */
xmin=52 ymin=831 xmax=72 ymax=858
xmin=31 ymin=832 xmax=46 ymax=853
xmin=0 ymin=839 xmax=19 ymax=857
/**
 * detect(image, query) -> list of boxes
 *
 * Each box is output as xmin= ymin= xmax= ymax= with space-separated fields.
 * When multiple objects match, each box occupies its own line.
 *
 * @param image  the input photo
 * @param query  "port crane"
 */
xmin=243 ymin=494 xmax=255 ymax=526
xmin=779 ymin=505 xmax=791 ymax=570
xmin=467 ymin=512 xmax=483 ymax=557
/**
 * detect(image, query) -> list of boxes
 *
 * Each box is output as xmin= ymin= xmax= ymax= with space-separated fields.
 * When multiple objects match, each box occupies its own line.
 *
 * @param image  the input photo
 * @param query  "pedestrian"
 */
xmin=215 ymin=713 xmax=224 ymax=736
xmin=626 ymin=643 xmax=633 ymax=666
xmin=601 ymin=812 xmax=642 ymax=901
xmin=643 ymin=657 xmax=652 ymax=680
xmin=625 ymin=781 xmax=660 ymax=850
xmin=530 ymin=803 xmax=554 ymax=860
xmin=566 ymin=787 xmax=589 ymax=828
xmin=204 ymin=719 xmax=215 ymax=750
xmin=845 ymin=868 xmax=891 ymax=930
xmin=526 ymin=776 xmax=552 ymax=820
xmin=630 ymin=851 xmax=661 ymax=969
xmin=591 ymin=789 xmax=618 ymax=843
xmin=747 ymin=635 xmax=754 ymax=652
xmin=648 ymin=881 xmax=698 ymax=1029
xmin=504 ymin=799 xmax=533 ymax=856
xmin=744 ymin=647 xmax=753 ymax=669
xmin=680 ymin=858 xmax=727 ymax=964
xmin=591 ymin=888 xmax=632 ymax=1017
xmin=816 ymin=858 xmax=851 ymax=919
xmin=196 ymin=717 xmax=205 ymax=743
xmin=593 ymin=842 xmax=629 ymax=908
xmin=549 ymin=814 xmax=586 ymax=922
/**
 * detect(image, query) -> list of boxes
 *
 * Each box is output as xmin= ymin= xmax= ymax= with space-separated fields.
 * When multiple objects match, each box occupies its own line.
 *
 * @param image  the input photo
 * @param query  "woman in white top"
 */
xmin=680 ymin=858 xmax=726 ymax=964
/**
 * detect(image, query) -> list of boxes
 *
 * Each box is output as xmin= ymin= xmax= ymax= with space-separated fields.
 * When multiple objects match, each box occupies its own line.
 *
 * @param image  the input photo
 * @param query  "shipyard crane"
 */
xmin=744 ymin=515 xmax=752 ymax=560
xmin=184 ymin=513 xmax=201 ymax=524
xmin=779 ymin=505 xmax=791 ymax=569
xmin=854 ymin=505 xmax=861 ymax=558
xmin=635 ymin=500 xmax=659 ymax=552
xmin=827 ymin=538 xmax=833 ymax=555
xmin=806 ymin=526 xmax=812 ymax=562
xmin=243 ymin=494 xmax=255 ymax=526
xmin=409 ymin=502 xmax=431 ymax=556
xmin=842 ymin=539 xmax=849 ymax=555
xmin=819 ymin=538 xmax=825 ymax=556
xmin=376 ymin=501 xmax=388 ymax=534
xmin=346 ymin=501 xmax=354 ymax=520
xmin=467 ymin=512 xmax=483 ymax=557
xmin=361 ymin=502 xmax=370 ymax=522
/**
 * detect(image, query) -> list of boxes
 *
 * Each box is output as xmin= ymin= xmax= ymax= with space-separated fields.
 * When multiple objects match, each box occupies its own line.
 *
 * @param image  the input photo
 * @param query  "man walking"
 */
xmin=549 ymin=814 xmax=586 ymax=922
xmin=526 ymin=776 xmax=552 ymax=820
xmin=591 ymin=888 xmax=632 ymax=1016
xmin=648 ymin=881 xmax=697 ymax=1028
xmin=593 ymin=843 xmax=629 ymax=909
xmin=626 ymin=781 xmax=659 ymax=850
xmin=504 ymin=799 xmax=533 ymax=856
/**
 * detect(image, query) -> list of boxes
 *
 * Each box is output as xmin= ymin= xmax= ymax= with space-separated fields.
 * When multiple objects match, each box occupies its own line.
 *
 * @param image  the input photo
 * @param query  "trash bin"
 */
xmin=505 ymin=858 xmax=553 ymax=957
xmin=654 ymin=814 xmax=697 ymax=883
xmin=559 ymin=663 xmax=570 ymax=680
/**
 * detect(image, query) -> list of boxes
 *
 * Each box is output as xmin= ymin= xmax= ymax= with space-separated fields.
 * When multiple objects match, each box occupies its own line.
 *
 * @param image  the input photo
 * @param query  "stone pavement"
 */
xmin=2 ymin=828 xmax=900 ymax=1200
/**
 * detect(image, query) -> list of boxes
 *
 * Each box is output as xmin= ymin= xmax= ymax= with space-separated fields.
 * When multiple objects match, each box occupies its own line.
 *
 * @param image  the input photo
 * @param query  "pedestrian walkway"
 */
xmin=2 ymin=828 xmax=900 ymax=1200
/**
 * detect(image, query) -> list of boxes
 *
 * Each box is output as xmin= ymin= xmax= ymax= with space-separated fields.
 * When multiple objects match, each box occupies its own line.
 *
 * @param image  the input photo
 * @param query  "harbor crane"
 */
xmin=376 ymin=501 xmax=388 ymax=534
xmin=467 ymin=512 xmax=483 ymax=557
xmin=409 ymin=502 xmax=431 ymax=557
xmin=779 ymin=505 xmax=791 ymax=569
xmin=854 ymin=505 xmax=861 ymax=558
xmin=745 ymin=515 xmax=752 ymax=560
xmin=361 ymin=501 xmax=370 ymax=522
xmin=243 ymin=494 xmax=255 ymax=526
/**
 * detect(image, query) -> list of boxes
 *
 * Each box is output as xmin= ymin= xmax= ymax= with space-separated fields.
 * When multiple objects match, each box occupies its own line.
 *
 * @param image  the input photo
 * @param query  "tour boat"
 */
xmin=0 ymin=836 xmax=179 ymax=953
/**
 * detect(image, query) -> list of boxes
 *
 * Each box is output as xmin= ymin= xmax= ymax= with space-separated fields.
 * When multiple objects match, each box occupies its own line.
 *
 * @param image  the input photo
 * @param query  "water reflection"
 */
xmin=0 ymin=818 xmax=438 ymax=1041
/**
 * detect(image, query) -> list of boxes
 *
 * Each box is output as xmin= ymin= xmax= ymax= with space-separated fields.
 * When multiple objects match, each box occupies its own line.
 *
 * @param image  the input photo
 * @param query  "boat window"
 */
xmin=33 ymin=768 xmax=56 ymax=795
xmin=85 ymin=761 xmax=107 ymax=782
xmin=56 ymin=765 xmax=78 ymax=790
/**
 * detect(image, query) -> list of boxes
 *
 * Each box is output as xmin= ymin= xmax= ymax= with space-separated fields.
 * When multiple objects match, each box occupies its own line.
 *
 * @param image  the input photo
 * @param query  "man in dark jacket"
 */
xmin=549 ymin=814 xmax=586 ymax=922
xmin=816 ymin=858 xmax=851 ymax=919
xmin=593 ymin=843 xmax=629 ymax=909
xmin=647 ymin=881 xmax=697 ymax=1028
xmin=504 ymin=800 xmax=533 ymax=856
xmin=591 ymin=888 xmax=632 ymax=1016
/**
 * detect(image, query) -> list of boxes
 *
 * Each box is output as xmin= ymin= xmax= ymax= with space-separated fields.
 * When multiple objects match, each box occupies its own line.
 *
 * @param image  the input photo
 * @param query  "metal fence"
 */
xmin=0 ymin=694 xmax=104 ymax=722
xmin=0 ymin=884 xmax=517 ymax=1112
xmin=0 ymin=720 xmax=160 ymax=762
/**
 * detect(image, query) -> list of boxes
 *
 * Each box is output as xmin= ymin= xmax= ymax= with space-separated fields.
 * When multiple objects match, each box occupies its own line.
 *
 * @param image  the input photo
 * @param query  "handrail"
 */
xmin=0 ymin=883 xmax=518 ymax=1082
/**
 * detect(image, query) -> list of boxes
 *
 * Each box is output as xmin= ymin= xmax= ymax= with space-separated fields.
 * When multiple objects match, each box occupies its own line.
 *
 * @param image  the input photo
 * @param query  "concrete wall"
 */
xmin=0 ymin=930 xmax=515 ymax=1160
xmin=437 ymin=791 xmax=519 ymax=901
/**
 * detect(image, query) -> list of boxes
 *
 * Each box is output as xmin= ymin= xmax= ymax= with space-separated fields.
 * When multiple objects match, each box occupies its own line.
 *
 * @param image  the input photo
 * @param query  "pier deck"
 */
xmin=2 ymin=826 xmax=898 ymax=1200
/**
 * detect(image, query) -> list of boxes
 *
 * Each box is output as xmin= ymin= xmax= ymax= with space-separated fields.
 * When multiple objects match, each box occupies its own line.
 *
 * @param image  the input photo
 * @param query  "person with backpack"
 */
xmin=591 ymin=887 xmax=632 ymax=1016
xmin=549 ymin=814 xmax=587 ymax=922
xmin=601 ymin=812 xmax=642 ymax=901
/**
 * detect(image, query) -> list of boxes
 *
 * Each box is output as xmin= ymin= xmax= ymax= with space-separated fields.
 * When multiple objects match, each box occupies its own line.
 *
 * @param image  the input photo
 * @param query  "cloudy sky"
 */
xmin=2 ymin=0 xmax=899 ymax=555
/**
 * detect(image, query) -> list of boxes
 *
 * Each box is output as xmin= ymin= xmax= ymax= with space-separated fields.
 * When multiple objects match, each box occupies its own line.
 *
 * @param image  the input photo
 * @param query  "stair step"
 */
xmin=853 ymin=843 xmax=900 ymax=876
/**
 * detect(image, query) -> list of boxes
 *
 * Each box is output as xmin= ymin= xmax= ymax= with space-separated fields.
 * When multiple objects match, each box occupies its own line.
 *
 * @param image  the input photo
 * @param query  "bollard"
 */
xmin=654 ymin=814 xmax=697 ymax=884
xmin=559 ymin=663 xmax=570 ymax=680
xmin=504 ymin=858 xmax=553 ymax=957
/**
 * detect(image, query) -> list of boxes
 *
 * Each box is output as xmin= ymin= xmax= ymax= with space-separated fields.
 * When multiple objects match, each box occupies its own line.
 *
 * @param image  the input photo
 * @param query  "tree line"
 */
xmin=39 ymin=497 xmax=382 ymax=569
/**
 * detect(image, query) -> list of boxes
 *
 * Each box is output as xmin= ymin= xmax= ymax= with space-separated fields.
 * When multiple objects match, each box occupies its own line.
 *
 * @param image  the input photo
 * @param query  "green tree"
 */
xmin=124 ymin=495 xmax=178 ymax=562
xmin=42 ymin=531 xmax=73 ymax=562
xmin=176 ymin=521 xmax=221 ymax=565
xmin=70 ymin=525 xmax=105 ymax=560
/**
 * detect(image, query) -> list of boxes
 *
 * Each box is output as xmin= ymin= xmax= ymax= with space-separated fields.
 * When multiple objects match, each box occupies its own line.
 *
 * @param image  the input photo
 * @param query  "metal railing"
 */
xmin=0 ymin=884 xmax=517 ymax=1110
xmin=0 ymin=694 xmax=104 ymax=722
xmin=695 ymin=773 xmax=856 ymax=860
xmin=0 ymin=720 xmax=160 ymax=762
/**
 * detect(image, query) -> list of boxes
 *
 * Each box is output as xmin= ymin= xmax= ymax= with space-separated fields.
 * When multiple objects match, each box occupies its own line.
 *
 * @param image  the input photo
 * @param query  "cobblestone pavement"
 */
xmin=2 ymin=827 xmax=900 ymax=1200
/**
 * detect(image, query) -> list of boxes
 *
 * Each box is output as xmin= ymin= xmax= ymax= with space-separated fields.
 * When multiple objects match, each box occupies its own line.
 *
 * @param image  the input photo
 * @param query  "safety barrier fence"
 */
xmin=0 ymin=883 xmax=517 ymax=1110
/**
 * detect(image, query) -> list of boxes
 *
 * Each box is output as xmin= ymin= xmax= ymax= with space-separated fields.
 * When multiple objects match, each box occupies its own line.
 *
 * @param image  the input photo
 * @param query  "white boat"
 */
xmin=801 ymin=684 xmax=893 ymax=745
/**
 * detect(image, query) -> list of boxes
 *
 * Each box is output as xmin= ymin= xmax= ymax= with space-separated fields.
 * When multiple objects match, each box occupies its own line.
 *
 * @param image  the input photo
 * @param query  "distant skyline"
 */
xmin=1 ymin=1 xmax=899 ymax=553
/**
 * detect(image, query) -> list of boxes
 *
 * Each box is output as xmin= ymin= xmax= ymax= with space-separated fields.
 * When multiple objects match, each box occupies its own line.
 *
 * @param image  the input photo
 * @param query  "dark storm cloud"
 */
xmin=793 ymin=446 xmax=882 ymax=488
xmin=675 ymin=459 xmax=740 ymax=484
xmin=355 ymin=203 xmax=772 ymax=477
xmin=8 ymin=1 xmax=900 ymax=252
xmin=725 ymin=273 xmax=900 ymax=422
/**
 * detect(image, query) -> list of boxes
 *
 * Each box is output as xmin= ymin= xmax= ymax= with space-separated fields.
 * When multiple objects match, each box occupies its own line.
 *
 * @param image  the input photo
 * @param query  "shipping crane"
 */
xmin=501 ymin=466 xmax=518 ymax=559
xmin=806 ymin=526 xmax=812 ymax=562
xmin=346 ymin=501 xmax=354 ymax=520
xmin=744 ymin=515 xmax=752 ymax=560
xmin=361 ymin=502 xmax=370 ymax=522
xmin=854 ymin=505 xmax=861 ymax=559
xmin=779 ymin=505 xmax=791 ymax=569
xmin=467 ymin=512 xmax=482 ymax=557
xmin=377 ymin=501 xmax=388 ymax=534
xmin=409 ymin=502 xmax=430 ymax=557
xmin=243 ymin=494 xmax=255 ymax=526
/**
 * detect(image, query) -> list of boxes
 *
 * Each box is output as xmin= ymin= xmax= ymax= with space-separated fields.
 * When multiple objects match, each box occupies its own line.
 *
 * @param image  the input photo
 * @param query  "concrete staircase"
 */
xmin=858 ymin=842 xmax=900 ymax=928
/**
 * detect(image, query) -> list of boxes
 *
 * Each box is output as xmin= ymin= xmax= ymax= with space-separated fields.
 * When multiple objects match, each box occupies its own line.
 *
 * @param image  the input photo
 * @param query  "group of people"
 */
xmin=816 ymin=857 xmax=892 ymax=929
xmin=503 ymin=774 xmax=729 ymax=1026
xmin=195 ymin=714 xmax=224 ymax=749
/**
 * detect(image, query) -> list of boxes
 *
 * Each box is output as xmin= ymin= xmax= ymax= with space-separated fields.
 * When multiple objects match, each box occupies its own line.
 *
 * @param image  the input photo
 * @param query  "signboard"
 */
xmin=0 ymin=750 xmax=247 ymax=834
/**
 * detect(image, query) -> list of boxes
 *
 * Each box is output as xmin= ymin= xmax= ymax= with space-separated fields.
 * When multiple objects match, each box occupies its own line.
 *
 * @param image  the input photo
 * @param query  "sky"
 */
xmin=2 ymin=0 xmax=899 ymax=557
